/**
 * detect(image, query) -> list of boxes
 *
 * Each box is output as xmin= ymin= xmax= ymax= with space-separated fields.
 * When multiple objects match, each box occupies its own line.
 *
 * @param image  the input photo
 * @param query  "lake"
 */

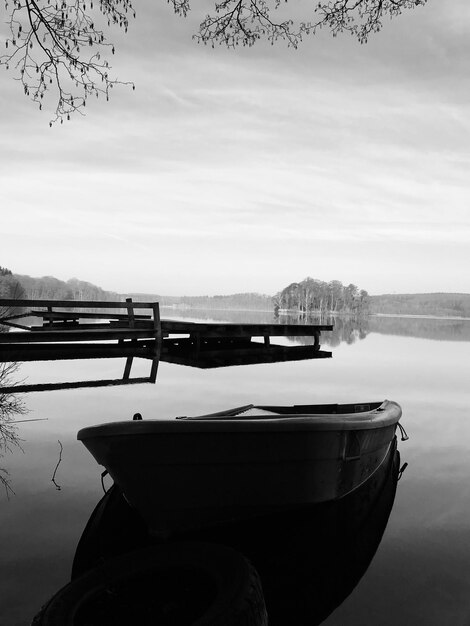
xmin=1 ymin=311 xmax=470 ymax=625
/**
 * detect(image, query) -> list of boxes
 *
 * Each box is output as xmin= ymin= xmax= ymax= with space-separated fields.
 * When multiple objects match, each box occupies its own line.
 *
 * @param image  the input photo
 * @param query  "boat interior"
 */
xmin=178 ymin=402 xmax=386 ymax=420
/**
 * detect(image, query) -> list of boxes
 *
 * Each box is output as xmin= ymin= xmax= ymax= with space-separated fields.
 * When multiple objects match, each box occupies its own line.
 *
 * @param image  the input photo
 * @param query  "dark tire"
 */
xmin=32 ymin=542 xmax=268 ymax=626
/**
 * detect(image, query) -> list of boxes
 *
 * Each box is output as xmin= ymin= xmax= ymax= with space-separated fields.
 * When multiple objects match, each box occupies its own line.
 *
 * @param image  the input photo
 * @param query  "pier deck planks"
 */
xmin=160 ymin=321 xmax=333 ymax=338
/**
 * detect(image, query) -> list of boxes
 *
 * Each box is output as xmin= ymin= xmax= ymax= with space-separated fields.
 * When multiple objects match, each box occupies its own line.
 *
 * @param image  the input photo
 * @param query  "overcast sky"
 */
xmin=1 ymin=1 xmax=469 ymax=296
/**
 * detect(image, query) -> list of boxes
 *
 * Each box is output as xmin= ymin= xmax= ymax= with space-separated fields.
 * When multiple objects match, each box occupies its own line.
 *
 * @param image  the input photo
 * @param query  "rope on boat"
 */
xmin=397 ymin=422 xmax=409 ymax=441
xmin=397 ymin=462 xmax=408 ymax=481
xmin=100 ymin=470 xmax=109 ymax=494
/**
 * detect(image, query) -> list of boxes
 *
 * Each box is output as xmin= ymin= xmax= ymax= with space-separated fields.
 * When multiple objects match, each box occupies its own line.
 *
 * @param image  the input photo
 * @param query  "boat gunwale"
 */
xmin=77 ymin=401 xmax=402 ymax=439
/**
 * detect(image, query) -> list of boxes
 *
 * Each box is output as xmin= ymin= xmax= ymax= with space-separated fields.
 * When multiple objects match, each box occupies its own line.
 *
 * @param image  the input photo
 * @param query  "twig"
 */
xmin=12 ymin=418 xmax=49 ymax=423
xmin=51 ymin=439 xmax=63 ymax=490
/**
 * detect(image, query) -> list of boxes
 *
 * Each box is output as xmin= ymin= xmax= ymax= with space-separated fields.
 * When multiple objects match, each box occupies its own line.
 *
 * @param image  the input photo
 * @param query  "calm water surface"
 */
xmin=1 ymin=313 xmax=470 ymax=625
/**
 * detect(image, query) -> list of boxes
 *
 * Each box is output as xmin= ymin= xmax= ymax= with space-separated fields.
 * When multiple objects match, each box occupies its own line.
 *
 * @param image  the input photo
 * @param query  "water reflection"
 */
xmin=161 ymin=337 xmax=331 ymax=368
xmin=2 ymin=311 xmax=467 ymax=626
xmin=0 ymin=339 xmax=159 ymax=392
xmin=36 ymin=439 xmax=401 ymax=625
xmin=279 ymin=313 xmax=470 ymax=345
xmin=0 ymin=338 xmax=331 ymax=391
xmin=278 ymin=315 xmax=369 ymax=348
xmin=367 ymin=315 xmax=470 ymax=342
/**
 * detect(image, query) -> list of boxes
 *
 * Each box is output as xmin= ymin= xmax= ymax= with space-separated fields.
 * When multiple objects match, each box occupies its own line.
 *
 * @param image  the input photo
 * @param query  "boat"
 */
xmin=59 ymin=436 xmax=401 ymax=626
xmin=78 ymin=400 xmax=402 ymax=537
xmin=34 ymin=431 xmax=403 ymax=626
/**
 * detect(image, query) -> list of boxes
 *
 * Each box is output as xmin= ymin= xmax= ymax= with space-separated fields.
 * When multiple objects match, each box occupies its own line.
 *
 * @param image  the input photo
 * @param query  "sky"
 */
xmin=1 ymin=0 xmax=469 ymax=296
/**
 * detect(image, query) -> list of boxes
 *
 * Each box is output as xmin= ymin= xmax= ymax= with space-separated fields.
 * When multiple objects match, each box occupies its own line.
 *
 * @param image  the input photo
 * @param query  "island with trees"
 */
xmin=273 ymin=278 xmax=369 ymax=318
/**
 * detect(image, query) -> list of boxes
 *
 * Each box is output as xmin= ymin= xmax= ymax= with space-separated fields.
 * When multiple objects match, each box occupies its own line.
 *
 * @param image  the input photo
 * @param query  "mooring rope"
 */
xmin=397 ymin=422 xmax=409 ymax=441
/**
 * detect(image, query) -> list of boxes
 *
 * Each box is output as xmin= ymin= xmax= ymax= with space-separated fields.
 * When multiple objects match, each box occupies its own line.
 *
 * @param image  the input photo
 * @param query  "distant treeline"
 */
xmin=0 ymin=265 xmax=119 ymax=304
xmin=128 ymin=292 xmax=273 ymax=311
xmin=2 ymin=264 xmax=470 ymax=319
xmin=0 ymin=266 xmax=25 ymax=300
xmin=15 ymin=275 xmax=120 ymax=302
xmin=369 ymin=293 xmax=470 ymax=318
xmin=273 ymin=278 xmax=370 ymax=316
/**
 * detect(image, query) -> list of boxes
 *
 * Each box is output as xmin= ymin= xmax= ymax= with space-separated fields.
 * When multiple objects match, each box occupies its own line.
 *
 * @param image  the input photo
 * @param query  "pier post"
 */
xmin=123 ymin=298 xmax=136 ymax=380
xmin=150 ymin=303 xmax=161 ymax=383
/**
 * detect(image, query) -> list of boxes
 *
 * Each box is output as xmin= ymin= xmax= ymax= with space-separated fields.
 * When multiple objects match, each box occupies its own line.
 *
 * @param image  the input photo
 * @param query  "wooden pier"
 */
xmin=0 ymin=298 xmax=333 ymax=391
xmin=161 ymin=321 xmax=331 ymax=347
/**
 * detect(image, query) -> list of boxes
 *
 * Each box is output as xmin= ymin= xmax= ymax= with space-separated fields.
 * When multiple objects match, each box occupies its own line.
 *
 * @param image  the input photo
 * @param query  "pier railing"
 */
xmin=0 ymin=298 xmax=162 ymax=390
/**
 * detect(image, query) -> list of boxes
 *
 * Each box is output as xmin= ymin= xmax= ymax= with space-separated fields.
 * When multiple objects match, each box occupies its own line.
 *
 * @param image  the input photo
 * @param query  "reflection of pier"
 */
xmin=162 ymin=337 xmax=331 ymax=368
xmin=160 ymin=320 xmax=332 ymax=368
xmin=0 ymin=299 xmax=333 ymax=391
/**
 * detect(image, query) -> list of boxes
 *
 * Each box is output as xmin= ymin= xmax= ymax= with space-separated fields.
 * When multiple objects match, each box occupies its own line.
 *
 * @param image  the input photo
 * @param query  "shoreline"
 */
xmin=371 ymin=313 xmax=470 ymax=321
xmin=160 ymin=305 xmax=470 ymax=322
xmin=162 ymin=306 xmax=470 ymax=322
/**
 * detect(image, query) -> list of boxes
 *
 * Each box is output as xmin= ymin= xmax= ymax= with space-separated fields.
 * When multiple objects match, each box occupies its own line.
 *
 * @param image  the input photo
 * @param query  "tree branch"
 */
xmin=1 ymin=0 xmax=136 ymax=124
xmin=1 ymin=0 xmax=428 ymax=122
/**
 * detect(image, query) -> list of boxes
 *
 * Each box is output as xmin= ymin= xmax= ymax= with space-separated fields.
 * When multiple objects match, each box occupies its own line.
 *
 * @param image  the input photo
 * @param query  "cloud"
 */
xmin=1 ymin=0 xmax=470 ymax=294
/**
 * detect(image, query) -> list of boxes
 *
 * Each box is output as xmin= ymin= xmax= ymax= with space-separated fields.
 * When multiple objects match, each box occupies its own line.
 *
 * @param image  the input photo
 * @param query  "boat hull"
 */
xmin=71 ymin=440 xmax=401 ymax=625
xmin=79 ymin=401 xmax=402 ymax=536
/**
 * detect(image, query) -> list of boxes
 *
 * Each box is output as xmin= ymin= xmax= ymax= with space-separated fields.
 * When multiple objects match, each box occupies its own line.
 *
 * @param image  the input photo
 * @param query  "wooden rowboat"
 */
xmin=78 ymin=400 xmax=402 ymax=537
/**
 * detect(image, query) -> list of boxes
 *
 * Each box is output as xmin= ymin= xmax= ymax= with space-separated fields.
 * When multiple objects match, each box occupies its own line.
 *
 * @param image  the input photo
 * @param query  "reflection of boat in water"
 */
xmin=78 ymin=400 xmax=402 ymax=536
xmin=41 ymin=435 xmax=401 ymax=626
xmin=36 ymin=539 xmax=268 ymax=625
xmin=184 ymin=436 xmax=402 ymax=625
